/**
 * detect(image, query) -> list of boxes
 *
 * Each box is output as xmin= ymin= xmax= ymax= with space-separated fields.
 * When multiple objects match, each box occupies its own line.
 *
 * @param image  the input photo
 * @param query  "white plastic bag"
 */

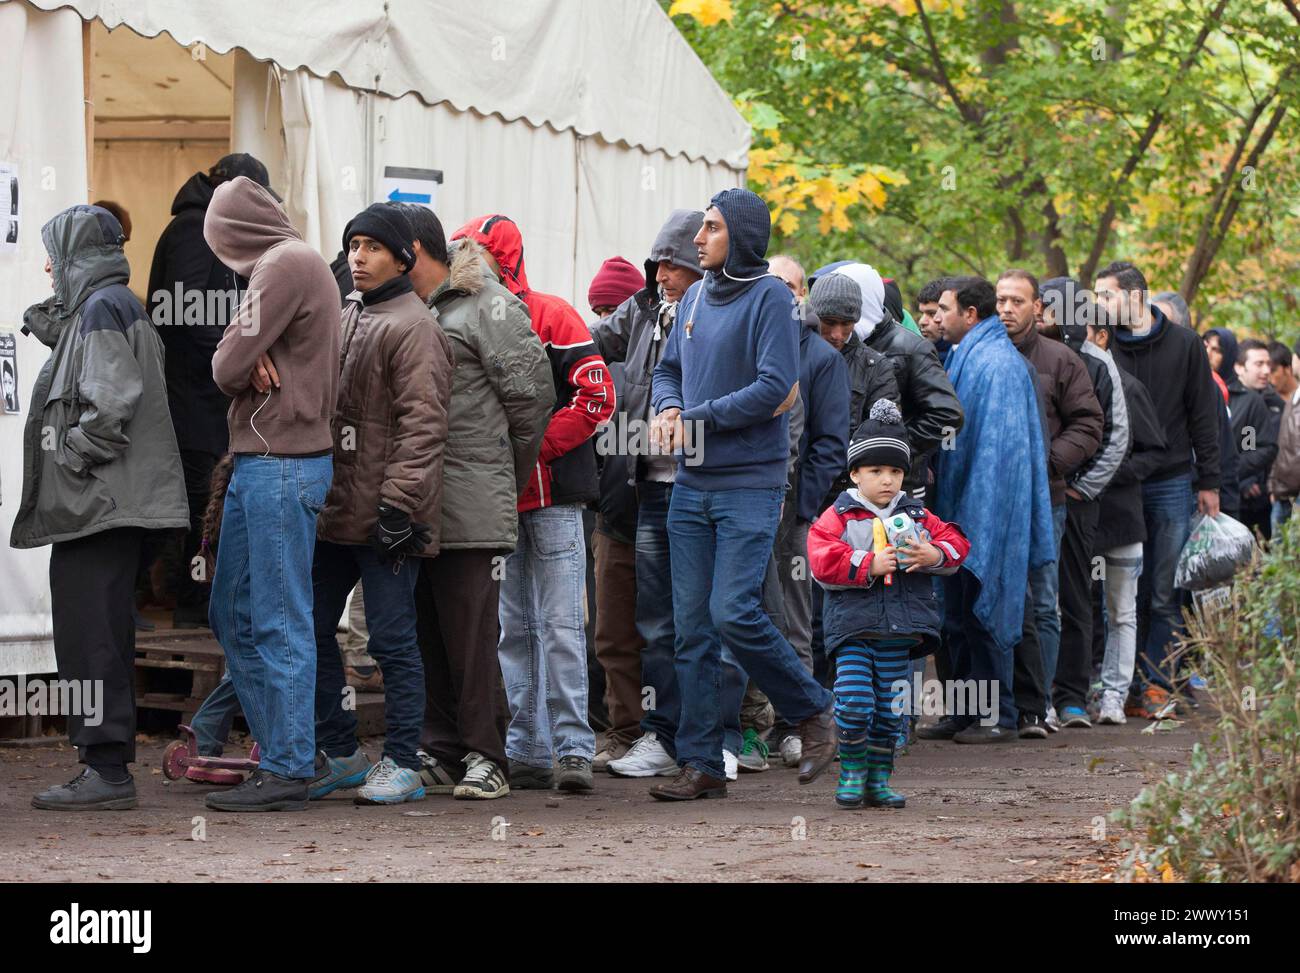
xmin=1174 ymin=513 xmax=1257 ymax=591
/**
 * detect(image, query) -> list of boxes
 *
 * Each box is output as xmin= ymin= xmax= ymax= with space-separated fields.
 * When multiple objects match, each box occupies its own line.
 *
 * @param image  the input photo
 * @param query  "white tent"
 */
xmin=0 ymin=0 xmax=749 ymax=676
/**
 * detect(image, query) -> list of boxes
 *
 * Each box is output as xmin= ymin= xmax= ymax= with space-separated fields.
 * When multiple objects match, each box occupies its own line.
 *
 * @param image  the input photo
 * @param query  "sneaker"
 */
xmin=354 ymin=756 xmax=425 ymax=805
xmin=453 ymin=753 xmax=509 ymax=800
xmin=737 ymin=728 xmax=770 ymax=773
xmin=1085 ymin=684 xmax=1103 ymax=721
xmin=1097 ymin=693 xmax=1127 ymax=725
xmin=779 ymin=734 xmax=802 ymax=767
xmin=593 ymin=738 xmax=630 ymax=773
xmin=607 ymin=733 xmax=677 ymax=778
xmin=1044 ymin=706 xmax=1062 ymax=733
xmin=415 ymin=749 xmax=459 ymax=794
xmin=1188 ymin=673 xmax=1208 ymax=691
xmin=205 ymin=768 xmax=308 ymax=812
xmin=952 ymin=723 xmax=1017 ymax=744
xmin=916 ymin=717 xmax=966 ymax=740
xmin=32 ymin=768 xmax=137 ymax=811
xmin=1061 ymin=705 xmax=1092 ymax=728
xmin=723 ymin=749 xmax=738 ymax=782
xmin=508 ymin=760 xmax=554 ymax=789
xmin=310 ymin=747 xmax=370 ymax=800
xmin=1017 ymin=713 xmax=1049 ymax=739
xmin=555 ymin=755 xmax=594 ymax=793
xmin=1139 ymin=685 xmax=1177 ymax=720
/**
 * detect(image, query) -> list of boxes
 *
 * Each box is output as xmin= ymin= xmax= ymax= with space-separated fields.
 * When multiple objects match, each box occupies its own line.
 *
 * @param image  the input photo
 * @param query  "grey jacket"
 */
xmin=1071 ymin=340 xmax=1129 ymax=501
xmin=11 ymin=205 xmax=187 ymax=549
xmin=428 ymin=239 xmax=554 ymax=549
xmin=588 ymin=208 xmax=703 ymax=486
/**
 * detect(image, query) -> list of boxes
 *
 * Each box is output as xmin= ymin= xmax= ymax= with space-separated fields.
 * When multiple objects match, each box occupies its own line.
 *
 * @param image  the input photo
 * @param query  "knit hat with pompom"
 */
xmin=847 ymin=398 xmax=911 ymax=473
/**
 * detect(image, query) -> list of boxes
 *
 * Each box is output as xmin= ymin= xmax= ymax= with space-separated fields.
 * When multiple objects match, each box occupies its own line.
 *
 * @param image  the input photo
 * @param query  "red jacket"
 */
xmin=452 ymin=215 xmax=615 ymax=511
xmin=808 ymin=493 xmax=969 ymax=588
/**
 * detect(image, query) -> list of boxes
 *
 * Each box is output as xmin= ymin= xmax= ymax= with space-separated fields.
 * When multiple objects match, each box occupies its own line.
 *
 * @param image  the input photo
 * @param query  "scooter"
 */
xmin=162 ymin=724 xmax=260 ymax=785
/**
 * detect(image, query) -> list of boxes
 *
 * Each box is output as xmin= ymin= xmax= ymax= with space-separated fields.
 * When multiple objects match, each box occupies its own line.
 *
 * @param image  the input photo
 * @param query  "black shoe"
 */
xmin=915 ymin=717 xmax=967 ymax=740
xmin=32 ymin=768 xmax=137 ymax=811
xmin=953 ymin=723 xmax=1018 ymax=744
xmin=508 ymin=760 xmax=554 ymax=790
xmin=1017 ymin=714 xmax=1049 ymax=739
xmin=555 ymin=755 xmax=594 ymax=793
xmin=205 ymin=767 xmax=309 ymax=812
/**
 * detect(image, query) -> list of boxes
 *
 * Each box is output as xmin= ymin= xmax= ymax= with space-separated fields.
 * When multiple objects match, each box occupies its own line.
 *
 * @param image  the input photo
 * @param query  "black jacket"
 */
xmin=1111 ymin=306 xmax=1220 ymax=491
xmin=146 ymin=172 xmax=238 ymax=455
xmin=1096 ymin=370 xmax=1166 ymax=552
xmin=862 ymin=313 xmax=963 ymax=496
xmin=594 ymin=361 xmax=639 ymax=544
xmin=826 ymin=332 xmax=901 ymax=505
xmin=1226 ymin=378 xmax=1279 ymax=510
xmin=589 ymin=286 xmax=663 ymax=488
xmin=796 ymin=317 xmax=850 ymax=522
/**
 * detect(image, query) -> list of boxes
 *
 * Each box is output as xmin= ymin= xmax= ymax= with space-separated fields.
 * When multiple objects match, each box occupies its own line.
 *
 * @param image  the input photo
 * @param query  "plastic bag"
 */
xmin=1174 ymin=513 xmax=1257 ymax=591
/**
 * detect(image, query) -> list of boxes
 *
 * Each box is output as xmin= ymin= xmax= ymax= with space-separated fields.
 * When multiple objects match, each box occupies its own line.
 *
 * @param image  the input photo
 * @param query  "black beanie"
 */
xmin=343 ymin=204 xmax=416 ymax=272
xmin=847 ymin=398 xmax=911 ymax=473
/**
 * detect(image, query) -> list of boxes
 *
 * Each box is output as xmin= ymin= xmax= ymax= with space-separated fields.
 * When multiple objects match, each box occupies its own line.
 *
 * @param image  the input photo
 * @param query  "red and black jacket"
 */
xmin=452 ymin=215 xmax=615 ymax=511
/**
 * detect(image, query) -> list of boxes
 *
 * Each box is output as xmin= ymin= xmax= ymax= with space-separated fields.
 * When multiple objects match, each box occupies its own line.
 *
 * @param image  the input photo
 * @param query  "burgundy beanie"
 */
xmin=588 ymin=256 xmax=644 ymax=310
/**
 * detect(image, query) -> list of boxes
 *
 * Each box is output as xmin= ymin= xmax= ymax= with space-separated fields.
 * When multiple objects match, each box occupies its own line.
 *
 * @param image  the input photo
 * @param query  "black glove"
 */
xmin=370 ymin=504 xmax=432 ymax=560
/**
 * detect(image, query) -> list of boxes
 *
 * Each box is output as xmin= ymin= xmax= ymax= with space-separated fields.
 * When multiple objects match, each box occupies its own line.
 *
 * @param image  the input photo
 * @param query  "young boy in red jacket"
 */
xmin=808 ymin=399 xmax=970 ymax=809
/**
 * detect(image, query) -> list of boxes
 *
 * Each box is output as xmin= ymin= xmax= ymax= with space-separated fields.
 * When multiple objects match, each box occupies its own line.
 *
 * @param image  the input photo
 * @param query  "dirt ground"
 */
xmin=0 ymin=719 xmax=1194 ymax=883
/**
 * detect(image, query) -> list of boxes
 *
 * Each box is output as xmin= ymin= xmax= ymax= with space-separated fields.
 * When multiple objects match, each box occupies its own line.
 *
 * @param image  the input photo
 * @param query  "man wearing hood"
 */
xmin=398 ymin=205 xmax=554 ymax=799
xmin=590 ymin=210 xmax=747 ymax=779
xmin=649 ymin=188 xmax=837 ymax=799
xmin=451 ymin=215 xmax=616 ymax=794
xmin=14 ymin=205 xmax=188 ymax=809
xmin=147 ymin=153 xmax=273 ymax=628
xmin=201 ymin=176 xmax=341 ymax=811
xmin=811 ymin=261 xmax=963 ymax=503
xmin=1097 ymin=260 xmax=1220 ymax=716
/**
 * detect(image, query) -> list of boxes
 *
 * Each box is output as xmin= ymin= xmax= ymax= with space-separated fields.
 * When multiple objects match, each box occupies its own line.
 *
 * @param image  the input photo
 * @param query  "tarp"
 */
xmin=21 ymin=0 xmax=751 ymax=168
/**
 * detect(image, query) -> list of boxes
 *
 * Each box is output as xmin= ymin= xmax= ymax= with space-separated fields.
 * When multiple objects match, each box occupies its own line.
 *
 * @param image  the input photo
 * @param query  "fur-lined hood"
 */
xmin=442 ymin=238 xmax=493 ymax=297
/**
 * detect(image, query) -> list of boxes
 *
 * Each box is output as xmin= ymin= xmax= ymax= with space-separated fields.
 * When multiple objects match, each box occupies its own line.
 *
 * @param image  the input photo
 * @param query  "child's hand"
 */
xmin=898 ymin=539 xmax=942 ymax=572
xmin=869 ymin=546 xmax=897 ymax=577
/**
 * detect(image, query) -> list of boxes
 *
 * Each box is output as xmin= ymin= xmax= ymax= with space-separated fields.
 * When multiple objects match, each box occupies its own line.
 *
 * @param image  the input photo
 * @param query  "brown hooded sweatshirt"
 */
xmin=204 ymin=176 xmax=340 ymax=455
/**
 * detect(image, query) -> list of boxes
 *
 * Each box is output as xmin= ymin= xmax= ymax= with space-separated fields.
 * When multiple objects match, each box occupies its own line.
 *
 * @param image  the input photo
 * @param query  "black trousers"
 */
xmin=1012 ymin=588 xmax=1046 ymax=720
xmin=1054 ymin=497 xmax=1100 ymax=712
xmin=174 ymin=449 xmax=221 ymax=612
xmin=50 ymin=527 xmax=144 ymax=774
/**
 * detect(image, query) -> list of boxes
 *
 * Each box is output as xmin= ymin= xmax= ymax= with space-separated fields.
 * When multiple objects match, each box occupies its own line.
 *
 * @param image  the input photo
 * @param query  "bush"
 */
xmin=1115 ymin=514 xmax=1300 ymax=882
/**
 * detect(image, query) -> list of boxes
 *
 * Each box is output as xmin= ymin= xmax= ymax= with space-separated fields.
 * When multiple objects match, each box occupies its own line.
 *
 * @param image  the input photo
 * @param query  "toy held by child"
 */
xmin=808 ymin=399 xmax=971 ymax=810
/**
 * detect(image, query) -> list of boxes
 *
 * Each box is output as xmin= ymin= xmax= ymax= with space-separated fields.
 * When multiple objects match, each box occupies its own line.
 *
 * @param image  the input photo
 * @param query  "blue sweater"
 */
xmin=796 ymin=318 xmax=850 ymax=521
xmin=651 ymin=274 xmax=799 ymax=490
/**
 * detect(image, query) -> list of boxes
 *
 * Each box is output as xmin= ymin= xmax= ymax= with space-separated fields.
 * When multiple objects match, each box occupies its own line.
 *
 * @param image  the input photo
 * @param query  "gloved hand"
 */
xmin=370 ymin=504 xmax=432 ymax=561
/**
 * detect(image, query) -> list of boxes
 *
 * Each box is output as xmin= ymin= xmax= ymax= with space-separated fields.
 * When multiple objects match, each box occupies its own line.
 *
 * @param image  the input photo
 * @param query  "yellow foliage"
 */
xmin=668 ymin=0 xmax=734 ymax=27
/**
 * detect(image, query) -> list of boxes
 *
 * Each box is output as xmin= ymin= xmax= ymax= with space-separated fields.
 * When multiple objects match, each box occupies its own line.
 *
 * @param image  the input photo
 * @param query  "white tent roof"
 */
xmin=25 ymin=0 xmax=750 ymax=169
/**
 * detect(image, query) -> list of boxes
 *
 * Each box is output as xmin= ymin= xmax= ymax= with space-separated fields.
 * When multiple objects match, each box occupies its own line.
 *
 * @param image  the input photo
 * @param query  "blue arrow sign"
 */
xmin=388 ymin=188 xmax=432 ymax=204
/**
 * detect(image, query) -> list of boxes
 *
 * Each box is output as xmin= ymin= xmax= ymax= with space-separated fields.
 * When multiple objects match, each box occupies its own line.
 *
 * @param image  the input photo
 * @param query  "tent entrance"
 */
xmin=88 ymin=22 xmax=234 ymax=299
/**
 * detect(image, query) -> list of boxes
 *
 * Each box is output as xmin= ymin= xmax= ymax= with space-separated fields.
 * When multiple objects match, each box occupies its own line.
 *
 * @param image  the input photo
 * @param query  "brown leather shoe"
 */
xmin=797 ymin=705 xmax=837 ymax=784
xmin=648 ymin=765 xmax=728 ymax=801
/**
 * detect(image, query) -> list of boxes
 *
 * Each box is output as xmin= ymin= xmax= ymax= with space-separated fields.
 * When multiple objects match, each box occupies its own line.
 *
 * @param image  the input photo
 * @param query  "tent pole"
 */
xmin=83 ymin=19 xmax=95 ymax=199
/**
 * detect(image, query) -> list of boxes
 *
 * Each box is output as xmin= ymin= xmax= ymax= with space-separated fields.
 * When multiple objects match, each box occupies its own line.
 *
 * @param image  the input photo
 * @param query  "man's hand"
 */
xmin=869 ymin=546 xmax=897 ymax=577
xmin=1244 ymin=483 xmax=1261 ymax=499
xmin=1198 ymin=489 xmax=1221 ymax=518
xmin=651 ymin=407 xmax=684 ymax=452
xmin=249 ymin=352 xmax=280 ymax=394
xmin=1065 ymin=487 xmax=1084 ymax=501
xmin=898 ymin=539 xmax=943 ymax=572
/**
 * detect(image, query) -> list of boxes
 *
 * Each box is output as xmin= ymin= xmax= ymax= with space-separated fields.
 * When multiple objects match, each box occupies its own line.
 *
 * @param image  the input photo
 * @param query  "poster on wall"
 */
xmin=379 ymin=166 xmax=443 ymax=213
xmin=0 ymin=161 xmax=17 ymax=254
xmin=1 ymin=334 xmax=18 ymax=414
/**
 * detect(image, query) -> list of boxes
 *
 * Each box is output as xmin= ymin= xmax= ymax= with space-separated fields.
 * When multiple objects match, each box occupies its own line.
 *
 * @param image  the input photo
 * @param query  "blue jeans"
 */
xmin=190 ymin=670 xmax=240 ymax=756
xmin=635 ymin=482 xmax=744 ymax=757
xmin=667 ymin=484 xmax=832 ymax=779
xmin=313 ymin=540 xmax=424 ymax=770
xmin=1030 ymin=503 xmax=1067 ymax=691
xmin=208 ymin=454 xmax=332 ymax=779
xmin=1272 ymin=499 xmax=1293 ymax=536
xmin=1136 ymin=475 xmax=1195 ymax=690
xmin=498 ymin=503 xmax=594 ymax=766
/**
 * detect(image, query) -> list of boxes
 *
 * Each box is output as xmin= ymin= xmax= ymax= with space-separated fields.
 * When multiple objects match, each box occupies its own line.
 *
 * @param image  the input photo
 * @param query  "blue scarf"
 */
xmin=938 ymin=316 xmax=1055 ymax=652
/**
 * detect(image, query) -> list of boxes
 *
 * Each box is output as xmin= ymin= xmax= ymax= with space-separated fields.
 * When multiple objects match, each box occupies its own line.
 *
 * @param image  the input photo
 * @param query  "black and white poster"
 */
xmin=1 ymin=161 xmax=16 ymax=254
xmin=1 ymin=334 xmax=18 ymax=414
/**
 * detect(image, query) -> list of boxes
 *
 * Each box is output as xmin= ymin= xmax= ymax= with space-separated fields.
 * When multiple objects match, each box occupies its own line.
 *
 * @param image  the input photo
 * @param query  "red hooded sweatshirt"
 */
xmin=452 ymin=215 xmax=615 ymax=511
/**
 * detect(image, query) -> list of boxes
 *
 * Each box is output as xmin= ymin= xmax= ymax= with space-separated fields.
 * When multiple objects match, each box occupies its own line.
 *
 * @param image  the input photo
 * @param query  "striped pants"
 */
xmin=833 ymin=640 xmax=914 ymax=750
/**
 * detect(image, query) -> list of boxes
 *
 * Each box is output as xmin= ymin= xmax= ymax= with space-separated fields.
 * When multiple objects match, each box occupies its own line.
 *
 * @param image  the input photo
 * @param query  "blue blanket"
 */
xmin=938 ymin=315 xmax=1055 ymax=652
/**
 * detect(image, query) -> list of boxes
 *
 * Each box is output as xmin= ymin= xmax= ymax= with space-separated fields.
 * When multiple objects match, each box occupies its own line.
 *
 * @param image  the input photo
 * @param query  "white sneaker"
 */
xmin=1044 ymin=706 xmax=1062 ymax=733
xmin=723 ymin=749 xmax=738 ymax=782
xmin=354 ymin=755 xmax=426 ymax=805
xmin=1097 ymin=693 xmax=1128 ymax=725
xmin=607 ymin=733 xmax=677 ymax=778
xmin=779 ymin=735 xmax=802 ymax=767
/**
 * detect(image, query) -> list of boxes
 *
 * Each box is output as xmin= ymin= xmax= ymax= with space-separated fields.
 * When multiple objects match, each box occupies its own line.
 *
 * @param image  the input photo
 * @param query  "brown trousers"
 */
xmin=591 ymin=526 xmax=645 ymax=748
xmin=415 ymin=549 xmax=510 ymax=771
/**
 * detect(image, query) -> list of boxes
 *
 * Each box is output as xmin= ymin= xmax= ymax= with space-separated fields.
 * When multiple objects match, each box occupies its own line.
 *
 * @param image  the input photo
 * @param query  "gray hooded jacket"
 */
xmin=10 ymin=205 xmax=187 ymax=548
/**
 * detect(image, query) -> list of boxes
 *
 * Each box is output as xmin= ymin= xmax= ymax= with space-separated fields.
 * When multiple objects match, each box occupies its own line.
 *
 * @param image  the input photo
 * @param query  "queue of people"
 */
xmin=15 ymin=153 xmax=1294 ymax=814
